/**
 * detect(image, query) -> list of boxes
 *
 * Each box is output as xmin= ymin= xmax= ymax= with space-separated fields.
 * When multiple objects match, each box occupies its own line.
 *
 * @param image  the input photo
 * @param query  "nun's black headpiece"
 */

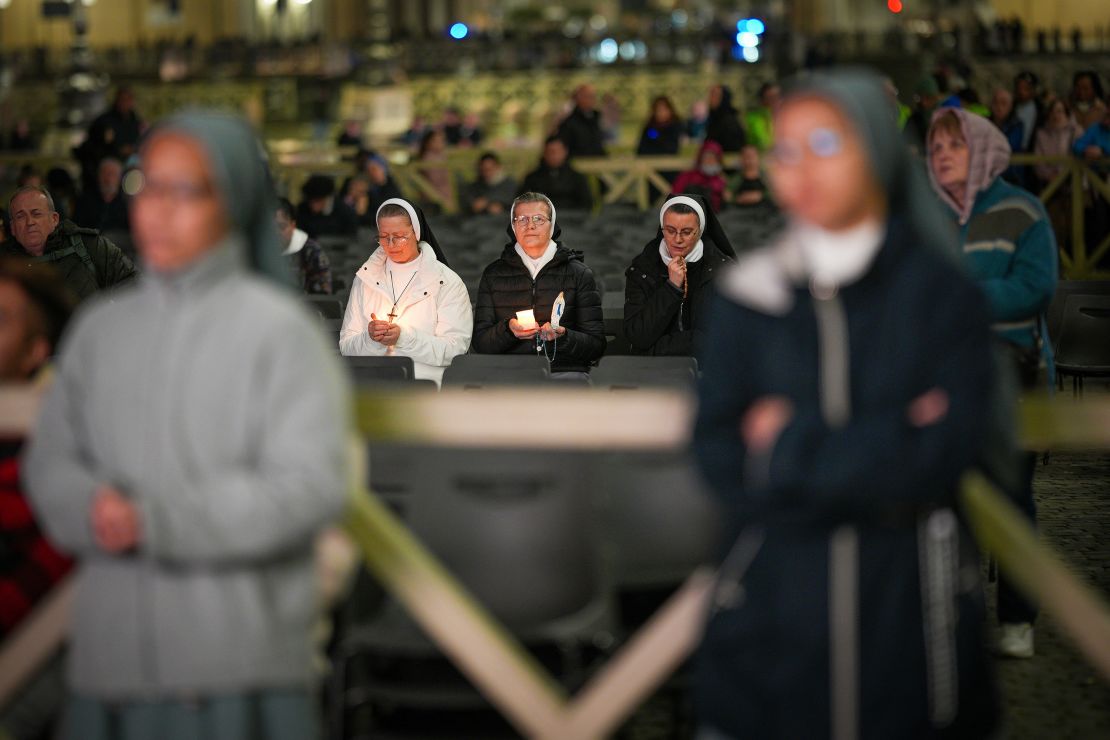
xmin=653 ymin=192 xmax=736 ymax=258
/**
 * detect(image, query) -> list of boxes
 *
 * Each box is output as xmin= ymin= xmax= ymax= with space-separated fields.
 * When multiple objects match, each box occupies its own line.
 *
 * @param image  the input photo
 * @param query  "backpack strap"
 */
xmin=29 ymin=235 xmax=99 ymax=287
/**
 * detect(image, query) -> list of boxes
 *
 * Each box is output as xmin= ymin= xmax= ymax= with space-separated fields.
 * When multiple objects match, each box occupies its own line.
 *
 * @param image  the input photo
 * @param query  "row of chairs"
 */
xmin=331 ymin=442 xmax=719 ymax=737
xmin=337 ymin=353 xmax=696 ymax=390
xmin=1049 ymin=281 xmax=1110 ymax=395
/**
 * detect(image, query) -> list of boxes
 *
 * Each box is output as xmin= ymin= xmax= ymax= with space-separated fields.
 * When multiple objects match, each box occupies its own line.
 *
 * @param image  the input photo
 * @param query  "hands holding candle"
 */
xmin=510 ymin=309 xmax=540 ymax=339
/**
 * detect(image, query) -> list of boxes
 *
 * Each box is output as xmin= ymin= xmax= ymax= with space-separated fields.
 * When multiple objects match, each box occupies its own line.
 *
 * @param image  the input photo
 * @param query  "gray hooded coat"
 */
xmin=24 ymin=112 xmax=351 ymax=699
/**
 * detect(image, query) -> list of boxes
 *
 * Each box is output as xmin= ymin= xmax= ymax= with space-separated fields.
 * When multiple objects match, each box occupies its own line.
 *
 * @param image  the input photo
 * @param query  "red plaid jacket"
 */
xmin=0 ymin=439 xmax=73 ymax=639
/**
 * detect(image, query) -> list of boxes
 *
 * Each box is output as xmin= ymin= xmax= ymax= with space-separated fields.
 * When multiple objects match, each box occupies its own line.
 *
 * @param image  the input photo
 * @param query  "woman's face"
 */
xmin=654 ymin=101 xmax=673 ymax=124
xmin=662 ymin=210 xmax=701 ymax=259
xmin=708 ymin=86 xmax=723 ymax=109
xmin=1074 ymin=76 xmax=1095 ymax=103
xmin=512 ymin=201 xmax=553 ymax=254
xmin=991 ymin=89 xmax=1014 ymax=122
xmin=377 ymin=214 xmax=420 ymax=263
xmin=131 ymin=133 xmax=229 ymax=273
xmin=929 ymin=128 xmax=970 ymax=194
xmin=769 ymin=97 xmax=884 ymax=231
xmin=1048 ymin=100 xmax=1068 ymax=128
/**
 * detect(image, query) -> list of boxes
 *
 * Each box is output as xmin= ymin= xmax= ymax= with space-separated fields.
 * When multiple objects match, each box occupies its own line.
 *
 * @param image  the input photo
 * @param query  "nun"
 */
xmin=471 ymin=192 xmax=605 ymax=379
xmin=24 ymin=111 xmax=350 ymax=740
xmin=693 ymin=69 xmax=999 ymax=738
xmin=623 ymin=193 xmax=734 ymax=356
xmin=339 ymin=197 xmax=472 ymax=386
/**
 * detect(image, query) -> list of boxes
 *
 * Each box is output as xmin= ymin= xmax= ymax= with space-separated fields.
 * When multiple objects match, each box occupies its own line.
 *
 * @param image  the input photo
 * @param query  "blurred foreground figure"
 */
xmin=693 ymin=69 xmax=999 ymax=739
xmin=24 ymin=112 xmax=350 ymax=740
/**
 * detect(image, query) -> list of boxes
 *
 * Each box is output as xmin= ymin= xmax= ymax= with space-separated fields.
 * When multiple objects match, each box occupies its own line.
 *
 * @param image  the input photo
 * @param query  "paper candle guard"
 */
xmin=516 ymin=310 xmax=537 ymax=330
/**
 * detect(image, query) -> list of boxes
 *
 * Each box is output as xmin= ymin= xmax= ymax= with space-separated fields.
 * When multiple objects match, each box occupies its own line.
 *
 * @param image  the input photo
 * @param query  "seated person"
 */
xmin=295 ymin=174 xmax=359 ymax=239
xmin=339 ymin=198 xmax=471 ymax=386
xmin=276 ymin=198 xmax=332 ymax=294
xmin=727 ymin=145 xmax=771 ymax=208
xmin=3 ymin=186 xmax=136 ymax=304
xmin=672 ymin=140 xmax=727 ymax=212
xmin=624 ymin=194 xmax=735 ymax=356
xmin=472 ymin=192 xmax=605 ymax=380
xmin=73 ymin=157 xmax=130 ymax=233
xmin=0 ymin=258 xmax=77 ymax=637
xmin=519 ymin=137 xmax=593 ymax=212
xmin=462 ymin=152 xmax=517 ymax=215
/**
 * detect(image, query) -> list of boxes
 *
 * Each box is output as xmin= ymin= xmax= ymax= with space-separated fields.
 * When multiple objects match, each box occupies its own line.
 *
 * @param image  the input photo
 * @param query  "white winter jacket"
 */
xmin=339 ymin=244 xmax=472 ymax=385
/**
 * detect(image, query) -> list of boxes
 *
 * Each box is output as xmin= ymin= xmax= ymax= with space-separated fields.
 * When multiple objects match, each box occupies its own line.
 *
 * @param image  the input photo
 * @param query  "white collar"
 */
xmin=515 ymin=241 xmax=558 ymax=279
xmin=659 ymin=239 xmax=704 ymax=266
xmin=796 ymin=219 xmax=885 ymax=289
xmin=283 ymin=228 xmax=309 ymax=256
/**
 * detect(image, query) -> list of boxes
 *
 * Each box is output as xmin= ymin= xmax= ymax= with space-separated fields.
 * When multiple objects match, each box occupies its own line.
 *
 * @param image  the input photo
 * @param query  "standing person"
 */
xmin=461 ymin=152 xmax=517 ymax=216
xmin=472 ymin=192 xmax=605 ymax=380
xmin=276 ymin=198 xmax=332 ymax=294
xmin=672 ymin=141 xmax=728 ymax=212
xmin=415 ymin=129 xmax=453 ymax=212
xmin=24 ymin=111 xmax=351 ymax=740
xmin=928 ymin=106 xmax=1058 ymax=659
xmin=1033 ymin=99 xmax=1085 ymax=249
xmin=555 ymin=84 xmax=607 ymax=158
xmin=636 ymin=96 xmax=683 ymax=156
xmin=694 ymin=69 xmax=999 ymax=739
xmin=989 ymin=89 xmax=1025 ymax=184
xmin=1070 ymin=71 xmax=1107 ymax=130
xmin=519 ymin=137 xmax=594 ymax=212
xmin=1012 ymin=72 xmax=1041 ymax=152
xmin=745 ymin=82 xmax=782 ymax=152
xmin=705 ymin=84 xmax=746 ymax=152
xmin=623 ymin=194 xmax=734 ymax=356
xmin=339 ymin=198 xmax=471 ymax=386
xmin=903 ymin=75 xmax=942 ymax=155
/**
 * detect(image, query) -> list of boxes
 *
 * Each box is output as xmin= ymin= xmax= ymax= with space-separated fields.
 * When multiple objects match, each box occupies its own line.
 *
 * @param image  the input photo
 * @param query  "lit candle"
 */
xmin=515 ymin=309 xmax=537 ymax=329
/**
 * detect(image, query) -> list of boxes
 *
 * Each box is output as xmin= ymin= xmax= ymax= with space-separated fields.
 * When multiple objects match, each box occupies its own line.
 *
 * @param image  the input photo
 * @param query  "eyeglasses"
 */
xmin=663 ymin=227 xmax=698 ymax=240
xmin=512 ymin=215 xmax=550 ymax=228
xmin=129 ymin=174 xmax=213 ymax=203
xmin=377 ymin=235 xmax=411 ymax=246
xmin=770 ymin=128 xmax=844 ymax=166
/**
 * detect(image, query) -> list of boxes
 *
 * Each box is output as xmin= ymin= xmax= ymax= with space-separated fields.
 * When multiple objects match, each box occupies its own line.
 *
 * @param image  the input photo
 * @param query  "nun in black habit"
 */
xmin=693 ymin=69 xmax=999 ymax=739
xmin=623 ymin=193 xmax=735 ymax=357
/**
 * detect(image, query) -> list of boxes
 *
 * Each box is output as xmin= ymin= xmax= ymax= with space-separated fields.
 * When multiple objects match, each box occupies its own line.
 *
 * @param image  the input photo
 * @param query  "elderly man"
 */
xmin=4 ymin=187 xmax=135 ymax=303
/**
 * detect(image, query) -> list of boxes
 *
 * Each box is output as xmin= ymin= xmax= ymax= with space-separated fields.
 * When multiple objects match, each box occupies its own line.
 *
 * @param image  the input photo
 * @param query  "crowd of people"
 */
xmin=0 ymin=59 xmax=1098 ymax=740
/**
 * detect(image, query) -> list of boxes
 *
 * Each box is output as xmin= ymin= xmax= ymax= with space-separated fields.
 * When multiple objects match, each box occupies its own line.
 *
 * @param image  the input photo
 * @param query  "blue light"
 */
xmin=749 ymin=19 xmax=765 ymax=35
xmin=736 ymin=19 xmax=749 ymax=32
xmin=449 ymin=22 xmax=469 ymax=40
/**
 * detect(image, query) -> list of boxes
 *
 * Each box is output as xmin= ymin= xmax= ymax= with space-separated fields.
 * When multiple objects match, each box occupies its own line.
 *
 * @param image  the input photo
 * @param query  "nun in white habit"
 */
xmin=339 ymin=197 xmax=472 ymax=385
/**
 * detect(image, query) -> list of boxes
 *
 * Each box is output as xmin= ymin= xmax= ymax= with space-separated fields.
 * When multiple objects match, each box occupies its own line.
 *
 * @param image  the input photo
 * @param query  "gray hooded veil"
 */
xmin=149 ymin=111 xmax=291 ymax=286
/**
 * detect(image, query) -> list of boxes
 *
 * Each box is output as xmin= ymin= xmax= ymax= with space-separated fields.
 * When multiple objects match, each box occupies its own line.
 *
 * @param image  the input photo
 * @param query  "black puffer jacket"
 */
xmin=473 ymin=235 xmax=605 ymax=373
xmin=624 ymin=238 xmax=731 ymax=356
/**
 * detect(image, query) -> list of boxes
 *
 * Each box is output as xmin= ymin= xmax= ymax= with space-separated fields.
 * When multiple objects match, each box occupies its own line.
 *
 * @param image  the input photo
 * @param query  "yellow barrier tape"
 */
xmin=960 ymin=472 xmax=1110 ymax=682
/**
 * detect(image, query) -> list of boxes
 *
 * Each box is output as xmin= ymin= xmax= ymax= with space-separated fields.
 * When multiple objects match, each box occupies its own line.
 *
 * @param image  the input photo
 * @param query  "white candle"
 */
xmin=515 ymin=309 xmax=537 ymax=329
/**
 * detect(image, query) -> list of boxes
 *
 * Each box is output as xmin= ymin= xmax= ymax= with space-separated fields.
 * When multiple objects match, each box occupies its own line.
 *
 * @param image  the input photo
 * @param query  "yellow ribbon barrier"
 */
xmin=960 ymin=472 xmax=1110 ymax=683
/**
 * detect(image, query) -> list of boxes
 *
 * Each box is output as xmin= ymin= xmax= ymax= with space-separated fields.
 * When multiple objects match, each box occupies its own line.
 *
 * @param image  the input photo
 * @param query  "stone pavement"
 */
xmin=988 ymin=450 xmax=1110 ymax=740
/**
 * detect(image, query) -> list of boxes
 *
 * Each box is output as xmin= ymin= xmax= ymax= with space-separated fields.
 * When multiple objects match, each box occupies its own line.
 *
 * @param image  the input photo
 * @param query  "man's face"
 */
xmin=576 ymin=86 xmax=596 ymax=111
xmin=479 ymin=158 xmax=499 ymax=182
xmin=543 ymin=140 xmax=568 ymax=168
xmin=0 ymin=279 xmax=48 ymax=381
xmin=99 ymin=160 xmax=124 ymax=200
xmin=9 ymin=192 xmax=59 ymax=257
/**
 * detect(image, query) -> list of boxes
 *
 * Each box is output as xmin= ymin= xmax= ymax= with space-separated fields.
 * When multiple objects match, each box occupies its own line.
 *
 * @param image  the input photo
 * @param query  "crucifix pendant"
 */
xmin=387 ymin=305 xmax=398 ymax=323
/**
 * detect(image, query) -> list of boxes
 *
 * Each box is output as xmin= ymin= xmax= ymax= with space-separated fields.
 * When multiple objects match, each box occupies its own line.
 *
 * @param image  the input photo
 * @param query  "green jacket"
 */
xmin=744 ymin=107 xmax=774 ymax=152
xmin=2 ymin=220 xmax=136 ymax=302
